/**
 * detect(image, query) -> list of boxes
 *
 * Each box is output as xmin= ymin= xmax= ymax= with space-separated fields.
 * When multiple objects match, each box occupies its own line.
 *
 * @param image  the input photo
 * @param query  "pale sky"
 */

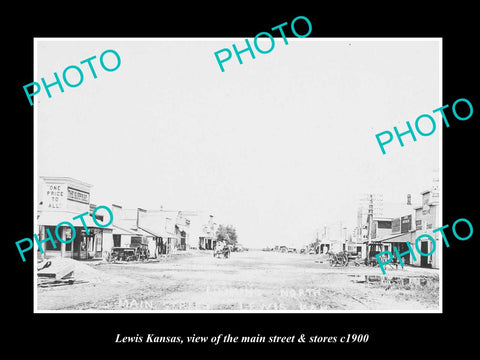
xmin=36 ymin=38 xmax=441 ymax=248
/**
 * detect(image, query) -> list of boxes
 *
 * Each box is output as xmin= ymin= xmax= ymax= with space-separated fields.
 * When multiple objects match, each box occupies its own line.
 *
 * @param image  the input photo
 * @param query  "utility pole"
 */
xmin=367 ymin=194 xmax=373 ymax=245
xmin=340 ymin=221 xmax=343 ymax=251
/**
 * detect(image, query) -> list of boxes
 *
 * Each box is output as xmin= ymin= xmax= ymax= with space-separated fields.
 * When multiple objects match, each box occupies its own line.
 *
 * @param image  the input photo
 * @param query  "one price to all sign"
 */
xmin=45 ymin=184 xmax=66 ymax=209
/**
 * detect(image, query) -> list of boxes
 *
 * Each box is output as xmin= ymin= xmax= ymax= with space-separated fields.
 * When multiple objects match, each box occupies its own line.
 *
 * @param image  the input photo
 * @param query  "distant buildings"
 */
xmin=316 ymin=222 xmax=350 ymax=253
xmin=36 ymin=176 xmax=219 ymax=260
xmin=180 ymin=211 xmax=217 ymax=250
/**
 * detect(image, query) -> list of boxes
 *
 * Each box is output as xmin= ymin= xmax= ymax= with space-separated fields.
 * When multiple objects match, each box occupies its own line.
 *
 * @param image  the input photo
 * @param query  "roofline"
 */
xmin=379 ymin=229 xmax=416 ymax=242
xmin=414 ymin=203 xmax=437 ymax=210
xmin=137 ymin=225 xmax=179 ymax=239
xmin=112 ymin=224 xmax=143 ymax=236
xmin=39 ymin=176 xmax=93 ymax=188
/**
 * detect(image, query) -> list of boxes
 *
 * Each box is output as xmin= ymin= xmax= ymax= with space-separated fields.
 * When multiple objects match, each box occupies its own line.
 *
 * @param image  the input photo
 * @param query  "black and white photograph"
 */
xmin=7 ymin=5 xmax=478 ymax=355
xmin=33 ymin=38 xmax=441 ymax=313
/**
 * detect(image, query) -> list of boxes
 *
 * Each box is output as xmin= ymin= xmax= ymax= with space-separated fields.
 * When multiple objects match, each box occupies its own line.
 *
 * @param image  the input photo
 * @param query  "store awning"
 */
xmin=37 ymin=211 xmax=112 ymax=229
xmin=137 ymin=225 xmax=178 ymax=239
xmin=112 ymin=224 xmax=143 ymax=236
xmin=363 ymin=240 xmax=383 ymax=245
xmin=135 ymin=227 xmax=155 ymax=237
xmin=380 ymin=231 xmax=414 ymax=243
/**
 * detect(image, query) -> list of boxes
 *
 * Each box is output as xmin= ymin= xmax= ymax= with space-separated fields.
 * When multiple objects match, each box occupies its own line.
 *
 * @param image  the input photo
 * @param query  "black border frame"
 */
xmin=6 ymin=5 xmax=479 ymax=355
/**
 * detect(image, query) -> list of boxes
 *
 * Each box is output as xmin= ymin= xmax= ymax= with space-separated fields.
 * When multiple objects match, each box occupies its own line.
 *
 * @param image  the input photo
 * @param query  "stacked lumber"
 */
xmin=37 ymin=259 xmax=75 ymax=287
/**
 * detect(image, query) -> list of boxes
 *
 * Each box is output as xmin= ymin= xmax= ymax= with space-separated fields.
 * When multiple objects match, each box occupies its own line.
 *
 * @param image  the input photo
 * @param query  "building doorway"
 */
xmin=113 ymin=234 xmax=121 ymax=247
xmin=73 ymin=233 xmax=94 ymax=260
xmin=179 ymin=231 xmax=186 ymax=250
xmin=396 ymin=243 xmax=410 ymax=265
xmin=420 ymin=241 xmax=429 ymax=267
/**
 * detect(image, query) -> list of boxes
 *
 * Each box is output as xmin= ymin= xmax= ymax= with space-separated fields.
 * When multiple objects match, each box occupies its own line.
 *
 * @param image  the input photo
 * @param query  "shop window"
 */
xmin=45 ymin=226 xmax=60 ymax=250
xmin=95 ymin=233 xmax=103 ymax=252
xmin=96 ymin=239 xmax=102 ymax=252
xmin=377 ymin=221 xmax=392 ymax=229
xmin=45 ymin=238 xmax=61 ymax=250
xmin=113 ymin=234 xmax=121 ymax=247
xmin=88 ymin=237 xmax=95 ymax=252
xmin=65 ymin=228 xmax=74 ymax=251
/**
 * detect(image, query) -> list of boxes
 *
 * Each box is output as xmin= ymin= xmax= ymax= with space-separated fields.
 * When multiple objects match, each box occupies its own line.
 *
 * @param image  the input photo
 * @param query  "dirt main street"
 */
xmin=36 ymin=250 xmax=440 ymax=311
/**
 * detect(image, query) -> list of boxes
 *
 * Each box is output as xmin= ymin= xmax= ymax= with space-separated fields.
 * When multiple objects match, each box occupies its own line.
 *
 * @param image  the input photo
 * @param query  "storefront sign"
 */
xmin=44 ymin=183 xmax=67 ymax=209
xmin=416 ymin=220 xmax=422 ymax=230
xmin=401 ymin=215 xmax=411 ymax=233
xmin=68 ymin=187 xmax=90 ymax=204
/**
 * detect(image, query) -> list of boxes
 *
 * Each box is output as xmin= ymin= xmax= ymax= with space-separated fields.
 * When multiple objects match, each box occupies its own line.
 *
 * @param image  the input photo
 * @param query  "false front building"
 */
xmin=37 ymin=176 xmax=113 ymax=260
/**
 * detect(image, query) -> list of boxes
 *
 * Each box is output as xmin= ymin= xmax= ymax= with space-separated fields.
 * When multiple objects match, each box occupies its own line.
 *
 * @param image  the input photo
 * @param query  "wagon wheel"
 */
xmin=343 ymin=254 xmax=349 ymax=267
xmin=336 ymin=255 xmax=342 ymax=267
